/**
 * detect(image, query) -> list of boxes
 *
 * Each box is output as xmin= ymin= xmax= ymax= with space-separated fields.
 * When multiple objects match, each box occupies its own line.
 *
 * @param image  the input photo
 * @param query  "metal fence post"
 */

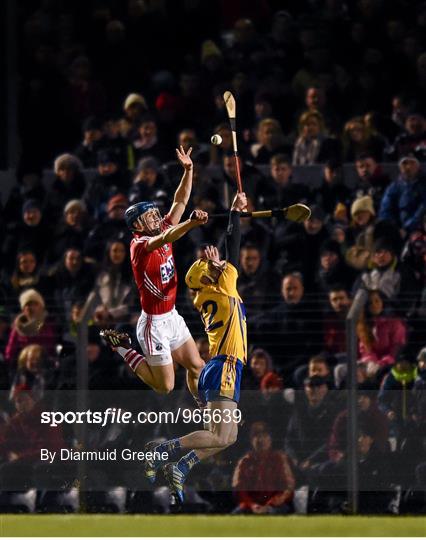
xmin=346 ymin=288 xmax=367 ymax=515
xmin=76 ymin=291 xmax=100 ymax=511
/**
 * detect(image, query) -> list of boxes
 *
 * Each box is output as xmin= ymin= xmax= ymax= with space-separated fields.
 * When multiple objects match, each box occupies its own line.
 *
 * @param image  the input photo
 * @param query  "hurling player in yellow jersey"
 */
xmin=144 ymin=192 xmax=247 ymax=502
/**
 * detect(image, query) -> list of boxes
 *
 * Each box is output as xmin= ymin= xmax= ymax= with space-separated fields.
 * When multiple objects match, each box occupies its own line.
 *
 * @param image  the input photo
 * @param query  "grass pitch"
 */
xmin=0 ymin=515 xmax=425 ymax=537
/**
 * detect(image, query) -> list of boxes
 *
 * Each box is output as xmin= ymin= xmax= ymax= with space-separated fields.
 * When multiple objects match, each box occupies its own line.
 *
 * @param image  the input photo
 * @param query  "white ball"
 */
xmin=211 ymin=134 xmax=223 ymax=145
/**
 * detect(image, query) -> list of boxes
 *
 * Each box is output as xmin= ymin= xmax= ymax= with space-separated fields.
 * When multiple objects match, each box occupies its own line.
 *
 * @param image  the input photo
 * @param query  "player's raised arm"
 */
xmin=225 ymin=192 xmax=247 ymax=268
xmin=168 ymin=146 xmax=194 ymax=225
xmin=145 ymin=209 xmax=207 ymax=252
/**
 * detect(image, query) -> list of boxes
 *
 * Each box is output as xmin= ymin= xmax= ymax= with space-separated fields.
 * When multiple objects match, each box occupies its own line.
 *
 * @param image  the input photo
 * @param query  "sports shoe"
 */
xmin=144 ymin=441 xmax=167 ymax=484
xmin=99 ymin=329 xmax=131 ymax=349
xmin=163 ymin=462 xmax=185 ymax=504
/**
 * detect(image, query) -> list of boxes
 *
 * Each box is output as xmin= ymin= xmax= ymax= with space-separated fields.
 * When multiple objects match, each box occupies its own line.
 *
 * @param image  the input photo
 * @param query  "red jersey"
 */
xmin=130 ymin=217 xmax=178 ymax=315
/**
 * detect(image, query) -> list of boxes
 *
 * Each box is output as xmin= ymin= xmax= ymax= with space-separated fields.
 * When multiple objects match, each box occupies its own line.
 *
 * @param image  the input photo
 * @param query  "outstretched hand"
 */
xmin=176 ymin=145 xmax=193 ymax=171
xmin=203 ymin=245 xmax=220 ymax=263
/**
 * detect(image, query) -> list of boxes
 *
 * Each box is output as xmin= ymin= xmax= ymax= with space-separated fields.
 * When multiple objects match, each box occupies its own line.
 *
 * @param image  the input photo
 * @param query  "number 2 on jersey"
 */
xmin=202 ymin=300 xmax=223 ymax=332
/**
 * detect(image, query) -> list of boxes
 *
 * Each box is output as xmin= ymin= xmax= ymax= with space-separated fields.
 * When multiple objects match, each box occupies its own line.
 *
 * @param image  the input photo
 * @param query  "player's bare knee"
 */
xmin=155 ymin=381 xmax=174 ymax=394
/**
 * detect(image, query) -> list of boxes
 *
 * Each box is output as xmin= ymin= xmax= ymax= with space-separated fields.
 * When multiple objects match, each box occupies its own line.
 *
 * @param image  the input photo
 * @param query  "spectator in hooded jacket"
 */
xmin=44 ymin=154 xmax=86 ymax=223
xmin=5 ymin=289 xmax=58 ymax=366
xmin=379 ymin=155 xmax=426 ymax=234
xmin=233 ymin=422 xmax=294 ymax=514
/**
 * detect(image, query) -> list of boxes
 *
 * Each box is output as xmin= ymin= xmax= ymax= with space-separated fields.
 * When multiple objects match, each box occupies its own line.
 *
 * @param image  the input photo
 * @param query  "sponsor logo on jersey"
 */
xmin=160 ymin=255 xmax=175 ymax=284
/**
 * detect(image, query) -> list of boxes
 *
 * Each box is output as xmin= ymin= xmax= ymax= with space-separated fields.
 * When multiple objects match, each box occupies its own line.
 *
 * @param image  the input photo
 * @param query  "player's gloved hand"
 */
xmin=189 ymin=209 xmax=208 ymax=224
xmin=231 ymin=192 xmax=247 ymax=212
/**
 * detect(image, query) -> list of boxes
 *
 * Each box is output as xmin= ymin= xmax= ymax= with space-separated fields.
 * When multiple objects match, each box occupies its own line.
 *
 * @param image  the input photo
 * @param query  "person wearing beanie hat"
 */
xmin=5 ymin=288 xmax=58 ymax=364
xmin=64 ymin=199 xmax=87 ymax=215
xmin=379 ymin=150 xmax=426 ymax=233
xmin=53 ymin=153 xmax=83 ymax=176
xmin=19 ymin=288 xmax=45 ymax=311
xmin=350 ymin=195 xmax=375 ymax=221
xmin=123 ymin=93 xmax=147 ymax=114
xmin=346 ymin=196 xmax=376 ymax=271
xmin=121 ymin=93 xmax=148 ymax=140
xmin=45 ymin=153 xmax=86 ymax=223
xmin=22 ymin=199 xmax=42 ymax=217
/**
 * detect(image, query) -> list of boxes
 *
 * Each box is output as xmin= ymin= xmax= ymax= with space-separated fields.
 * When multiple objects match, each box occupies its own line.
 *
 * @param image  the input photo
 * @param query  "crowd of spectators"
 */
xmin=0 ymin=0 xmax=425 ymax=515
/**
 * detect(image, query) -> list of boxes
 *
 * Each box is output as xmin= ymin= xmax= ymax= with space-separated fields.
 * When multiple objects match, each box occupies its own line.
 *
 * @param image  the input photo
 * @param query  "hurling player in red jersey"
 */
xmin=102 ymin=147 xmax=207 ymax=399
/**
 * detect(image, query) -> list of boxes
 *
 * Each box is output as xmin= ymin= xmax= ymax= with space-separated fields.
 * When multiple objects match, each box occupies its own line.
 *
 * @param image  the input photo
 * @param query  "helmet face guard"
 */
xmin=125 ymin=202 xmax=162 ymax=234
xmin=185 ymin=259 xmax=210 ymax=290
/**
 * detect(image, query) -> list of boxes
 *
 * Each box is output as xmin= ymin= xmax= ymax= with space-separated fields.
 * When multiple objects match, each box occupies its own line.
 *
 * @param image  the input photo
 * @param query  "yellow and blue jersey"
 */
xmin=194 ymin=262 xmax=247 ymax=403
xmin=193 ymin=262 xmax=247 ymax=365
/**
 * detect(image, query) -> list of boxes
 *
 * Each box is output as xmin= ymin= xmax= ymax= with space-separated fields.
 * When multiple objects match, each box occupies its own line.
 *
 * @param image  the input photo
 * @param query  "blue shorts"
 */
xmin=198 ymin=355 xmax=243 ymax=404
